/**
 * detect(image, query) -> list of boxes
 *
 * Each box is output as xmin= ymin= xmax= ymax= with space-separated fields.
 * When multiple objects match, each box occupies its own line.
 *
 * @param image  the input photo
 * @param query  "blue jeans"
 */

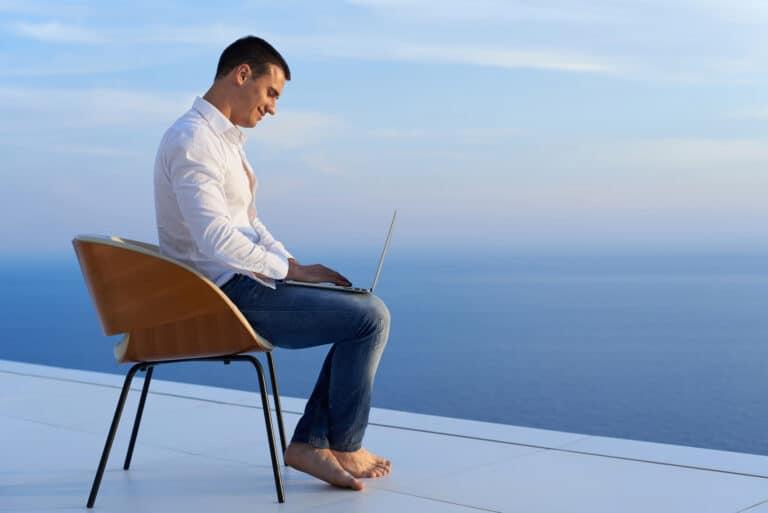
xmin=221 ymin=275 xmax=390 ymax=452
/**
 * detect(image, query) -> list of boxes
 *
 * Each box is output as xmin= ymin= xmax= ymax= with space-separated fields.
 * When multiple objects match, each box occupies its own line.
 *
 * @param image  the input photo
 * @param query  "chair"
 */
xmin=72 ymin=235 xmax=288 ymax=507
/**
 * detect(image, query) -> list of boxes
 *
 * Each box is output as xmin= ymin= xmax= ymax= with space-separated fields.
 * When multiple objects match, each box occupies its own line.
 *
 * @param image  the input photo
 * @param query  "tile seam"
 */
xmin=4 ymin=368 xmax=768 ymax=480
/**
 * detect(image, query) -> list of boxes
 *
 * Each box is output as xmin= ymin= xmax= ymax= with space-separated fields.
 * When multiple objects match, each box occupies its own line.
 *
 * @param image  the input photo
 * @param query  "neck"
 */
xmin=202 ymin=85 xmax=235 ymax=124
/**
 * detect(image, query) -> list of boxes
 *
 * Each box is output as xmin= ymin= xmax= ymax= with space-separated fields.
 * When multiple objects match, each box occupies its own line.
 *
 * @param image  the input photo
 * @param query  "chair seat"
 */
xmin=115 ymin=311 xmax=267 ymax=363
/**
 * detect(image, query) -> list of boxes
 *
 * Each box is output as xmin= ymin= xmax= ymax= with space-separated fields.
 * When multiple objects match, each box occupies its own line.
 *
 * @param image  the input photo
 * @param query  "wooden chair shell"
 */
xmin=72 ymin=235 xmax=272 ymax=362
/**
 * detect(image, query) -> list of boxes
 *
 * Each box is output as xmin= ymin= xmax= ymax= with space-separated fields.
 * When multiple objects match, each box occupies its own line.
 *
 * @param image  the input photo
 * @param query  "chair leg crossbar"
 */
xmin=86 ymin=353 xmax=287 ymax=508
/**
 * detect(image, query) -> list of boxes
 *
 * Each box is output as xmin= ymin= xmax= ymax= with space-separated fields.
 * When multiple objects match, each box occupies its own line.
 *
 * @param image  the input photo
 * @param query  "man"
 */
xmin=154 ymin=36 xmax=391 ymax=490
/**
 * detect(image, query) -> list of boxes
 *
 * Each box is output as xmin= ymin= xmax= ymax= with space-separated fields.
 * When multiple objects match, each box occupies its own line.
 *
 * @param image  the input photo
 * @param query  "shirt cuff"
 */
xmin=273 ymin=242 xmax=293 ymax=261
xmin=261 ymin=252 xmax=290 ymax=279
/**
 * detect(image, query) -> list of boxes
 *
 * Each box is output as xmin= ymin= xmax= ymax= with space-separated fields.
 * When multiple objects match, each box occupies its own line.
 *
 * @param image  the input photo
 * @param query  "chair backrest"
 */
xmin=106 ymin=236 xmax=160 ymax=254
xmin=72 ymin=235 xmax=271 ymax=362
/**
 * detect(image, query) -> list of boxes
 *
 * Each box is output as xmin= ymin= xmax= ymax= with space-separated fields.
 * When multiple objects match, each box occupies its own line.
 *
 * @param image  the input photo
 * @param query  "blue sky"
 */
xmin=1 ymin=0 xmax=767 ymax=256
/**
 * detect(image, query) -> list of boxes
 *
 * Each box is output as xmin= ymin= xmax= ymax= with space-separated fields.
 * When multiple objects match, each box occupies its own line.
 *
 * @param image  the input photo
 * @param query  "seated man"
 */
xmin=153 ymin=35 xmax=391 ymax=490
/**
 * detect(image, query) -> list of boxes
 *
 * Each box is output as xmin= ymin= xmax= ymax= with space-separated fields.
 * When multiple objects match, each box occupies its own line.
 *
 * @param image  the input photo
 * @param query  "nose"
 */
xmin=266 ymin=99 xmax=277 ymax=116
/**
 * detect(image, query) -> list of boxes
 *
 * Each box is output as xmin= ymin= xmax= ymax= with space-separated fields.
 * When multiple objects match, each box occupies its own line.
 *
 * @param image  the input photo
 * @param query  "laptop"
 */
xmin=283 ymin=210 xmax=397 ymax=294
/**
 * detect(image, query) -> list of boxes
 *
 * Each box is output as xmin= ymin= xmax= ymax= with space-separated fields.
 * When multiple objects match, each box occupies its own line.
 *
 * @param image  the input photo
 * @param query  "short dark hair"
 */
xmin=215 ymin=36 xmax=291 ymax=81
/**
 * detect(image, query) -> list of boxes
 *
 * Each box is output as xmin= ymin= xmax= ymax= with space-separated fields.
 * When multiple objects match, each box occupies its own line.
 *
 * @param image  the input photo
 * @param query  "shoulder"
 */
xmin=160 ymin=110 xmax=222 ymax=158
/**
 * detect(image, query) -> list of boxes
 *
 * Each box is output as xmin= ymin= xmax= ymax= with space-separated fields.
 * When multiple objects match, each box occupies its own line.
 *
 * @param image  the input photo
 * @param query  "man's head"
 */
xmin=210 ymin=36 xmax=290 ymax=128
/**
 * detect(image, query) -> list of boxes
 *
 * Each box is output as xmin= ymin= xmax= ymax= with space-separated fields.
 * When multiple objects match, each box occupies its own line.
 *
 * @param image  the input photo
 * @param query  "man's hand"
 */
xmin=286 ymin=260 xmax=352 ymax=287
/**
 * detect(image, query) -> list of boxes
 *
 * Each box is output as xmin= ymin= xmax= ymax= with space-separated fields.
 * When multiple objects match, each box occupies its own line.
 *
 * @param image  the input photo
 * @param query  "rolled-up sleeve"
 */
xmin=166 ymin=134 xmax=289 ymax=279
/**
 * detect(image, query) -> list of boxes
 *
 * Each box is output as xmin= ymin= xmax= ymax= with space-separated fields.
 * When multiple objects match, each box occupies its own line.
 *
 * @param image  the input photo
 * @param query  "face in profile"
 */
xmin=232 ymin=63 xmax=285 ymax=128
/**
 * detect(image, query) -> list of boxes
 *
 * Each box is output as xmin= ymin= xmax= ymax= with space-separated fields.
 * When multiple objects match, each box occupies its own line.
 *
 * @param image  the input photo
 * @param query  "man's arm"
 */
xmin=251 ymin=215 xmax=293 ymax=261
xmin=249 ymin=205 xmax=350 ymax=286
xmin=166 ymin=134 xmax=289 ymax=279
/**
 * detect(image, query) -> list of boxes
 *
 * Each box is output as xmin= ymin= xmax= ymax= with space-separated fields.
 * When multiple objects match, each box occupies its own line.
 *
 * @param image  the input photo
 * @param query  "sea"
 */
xmin=2 ymin=249 xmax=768 ymax=456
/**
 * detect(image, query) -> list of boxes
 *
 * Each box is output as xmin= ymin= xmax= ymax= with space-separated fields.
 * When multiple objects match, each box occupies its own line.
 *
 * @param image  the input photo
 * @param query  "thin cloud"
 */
xmin=370 ymin=126 xmax=525 ymax=143
xmin=0 ymin=0 xmax=87 ymax=16
xmin=137 ymin=23 xmax=239 ymax=45
xmin=12 ymin=21 xmax=106 ymax=43
xmin=675 ymin=0 xmax=768 ymax=24
xmin=299 ymin=152 xmax=348 ymax=177
xmin=615 ymin=138 xmax=768 ymax=171
xmin=130 ymin=23 xmax=753 ymax=81
xmin=4 ymin=3 xmax=767 ymax=83
xmin=729 ymin=108 xmax=768 ymax=121
xmin=284 ymin=35 xmax=613 ymax=72
xmin=48 ymin=143 xmax=139 ymax=158
xmin=0 ymin=87 xmax=190 ymax=128
xmin=246 ymin=111 xmax=346 ymax=151
xmin=345 ymin=0 xmax=768 ymax=83
xmin=346 ymin=0 xmax=616 ymax=24
xmin=385 ymin=42 xmax=611 ymax=72
xmin=347 ymin=0 xmax=768 ymax=26
xmin=0 ymin=60 xmax=150 ymax=78
xmin=135 ymin=26 xmax=614 ymax=74
xmin=522 ymin=137 xmax=768 ymax=180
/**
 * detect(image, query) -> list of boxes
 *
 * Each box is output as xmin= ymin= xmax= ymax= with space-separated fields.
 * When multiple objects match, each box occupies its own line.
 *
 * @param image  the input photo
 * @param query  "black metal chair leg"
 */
xmin=266 ymin=352 xmax=287 ymax=457
xmin=87 ymin=363 xmax=143 ymax=508
xmin=245 ymin=355 xmax=285 ymax=504
xmin=123 ymin=365 xmax=154 ymax=470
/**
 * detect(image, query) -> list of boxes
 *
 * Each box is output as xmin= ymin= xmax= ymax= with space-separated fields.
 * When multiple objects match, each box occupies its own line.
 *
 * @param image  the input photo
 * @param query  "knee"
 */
xmin=370 ymin=295 xmax=390 ymax=329
xmin=360 ymin=294 xmax=390 ymax=337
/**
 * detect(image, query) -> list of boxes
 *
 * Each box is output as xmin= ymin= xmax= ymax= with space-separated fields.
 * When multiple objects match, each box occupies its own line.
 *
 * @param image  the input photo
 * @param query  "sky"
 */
xmin=1 ymin=0 xmax=767 ymax=256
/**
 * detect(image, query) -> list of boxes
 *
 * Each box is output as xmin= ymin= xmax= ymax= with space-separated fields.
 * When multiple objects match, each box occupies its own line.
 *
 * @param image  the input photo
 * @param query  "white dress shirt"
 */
xmin=154 ymin=96 xmax=293 ymax=288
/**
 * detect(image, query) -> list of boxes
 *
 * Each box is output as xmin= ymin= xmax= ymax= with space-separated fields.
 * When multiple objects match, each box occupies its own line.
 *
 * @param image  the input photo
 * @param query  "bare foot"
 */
xmin=332 ymin=448 xmax=392 ymax=478
xmin=284 ymin=442 xmax=364 ymax=490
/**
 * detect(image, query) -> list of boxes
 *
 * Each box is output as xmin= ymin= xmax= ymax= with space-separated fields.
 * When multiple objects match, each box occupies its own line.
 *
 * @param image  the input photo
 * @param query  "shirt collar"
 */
xmin=192 ymin=96 xmax=247 ymax=145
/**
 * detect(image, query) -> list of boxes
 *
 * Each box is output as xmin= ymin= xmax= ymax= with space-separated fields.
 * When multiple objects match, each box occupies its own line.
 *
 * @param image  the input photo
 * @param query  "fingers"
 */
xmin=335 ymin=273 xmax=352 ymax=287
xmin=320 ymin=265 xmax=351 ymax=286
xmin=295 ymin=264 xmax=352 ymax=286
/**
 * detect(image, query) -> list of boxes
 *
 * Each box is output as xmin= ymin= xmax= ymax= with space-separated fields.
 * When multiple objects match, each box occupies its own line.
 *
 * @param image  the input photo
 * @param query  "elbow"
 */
xmin=197 ymin=218 xmax=234 ymax=260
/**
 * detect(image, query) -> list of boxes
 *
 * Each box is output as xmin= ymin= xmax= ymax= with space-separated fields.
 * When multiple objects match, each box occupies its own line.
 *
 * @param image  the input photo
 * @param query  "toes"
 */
xmin=355 ymin=465 xmax=386 ymax=479
xmin=338 ymin=469 xmax=364 ymax=490
xmin=329 ymin=449 xmax=391 ymax=479
xmin=346 ymin=475 xmax=365 ymax=490
xmin=367 ymin=464 xmax=389 ymax=478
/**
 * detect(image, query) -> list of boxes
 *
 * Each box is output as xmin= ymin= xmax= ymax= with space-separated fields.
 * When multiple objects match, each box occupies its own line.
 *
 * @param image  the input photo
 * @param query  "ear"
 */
xmin=234 ymin=64 xmax=251 ymax=85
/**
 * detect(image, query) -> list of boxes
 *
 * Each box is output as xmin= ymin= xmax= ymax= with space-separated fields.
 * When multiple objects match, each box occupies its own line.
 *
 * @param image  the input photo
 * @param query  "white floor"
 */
xmin=2 ymin=359 xmax=768 ymax=513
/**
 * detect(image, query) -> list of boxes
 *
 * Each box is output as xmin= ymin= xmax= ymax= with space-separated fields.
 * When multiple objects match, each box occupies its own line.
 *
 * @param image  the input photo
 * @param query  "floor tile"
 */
xmin=361 ymin=423 xmax=543 ymax=488
xmin=736 ymin=498 xmax=768 ymax=513
xmin=561 ymin=434 xmax=768 ymax=478
xmin=0 ymin=378 xmax=204 ymax=437
xmin=369 ymin=407 xmax=586 ymax=449
xmin=293 ymin=488 xmax=488 ymax=513
xmin=392 ymin=449 xmax=768 ymax=513
xmin=0 ymin=416 xmax=198 ymax=475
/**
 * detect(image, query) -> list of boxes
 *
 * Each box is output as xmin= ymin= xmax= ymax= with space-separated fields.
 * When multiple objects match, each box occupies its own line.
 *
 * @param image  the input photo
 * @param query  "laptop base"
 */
xmin=282 ymin=280 xmax=371 ymax=294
